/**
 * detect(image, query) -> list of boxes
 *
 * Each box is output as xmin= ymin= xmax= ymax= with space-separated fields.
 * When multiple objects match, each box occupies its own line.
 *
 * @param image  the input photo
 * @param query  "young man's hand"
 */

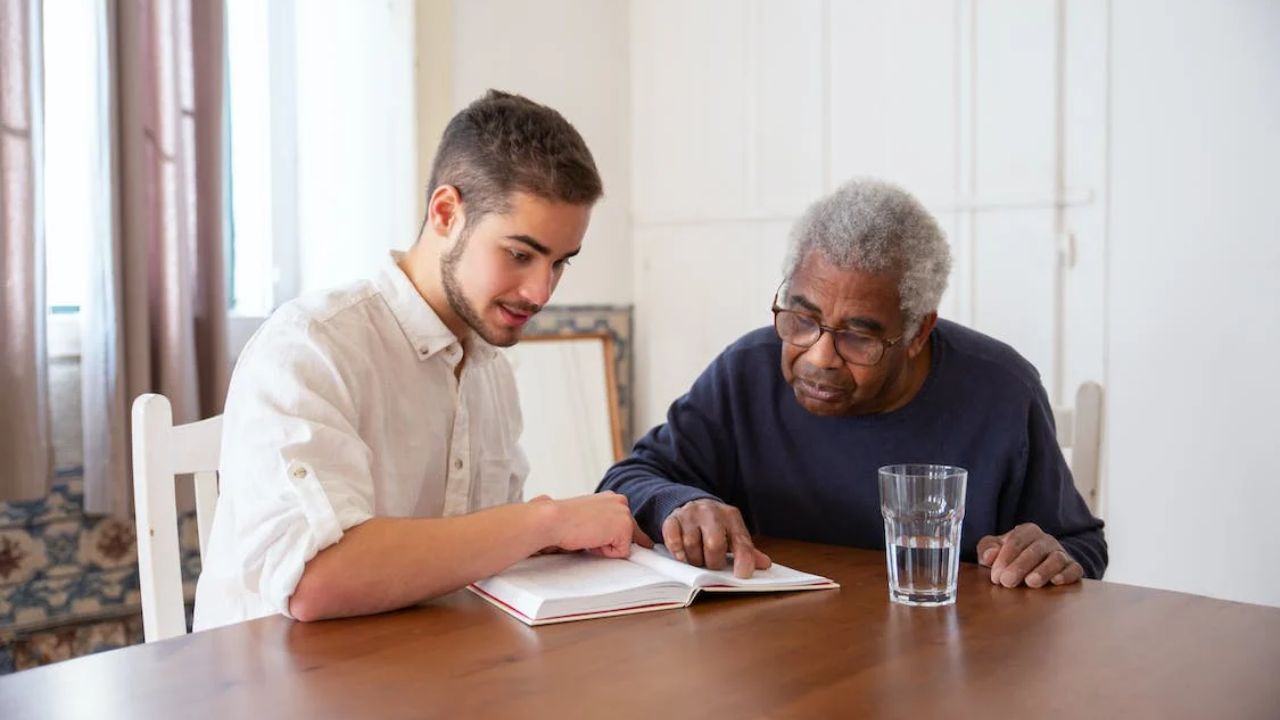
xmin=530 ymin=492 xmax=652 ymax=559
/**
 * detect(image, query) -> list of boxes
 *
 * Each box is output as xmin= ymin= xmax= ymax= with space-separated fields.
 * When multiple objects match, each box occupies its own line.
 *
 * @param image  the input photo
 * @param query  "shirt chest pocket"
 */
xmin=477 ymin=457 xmax=520 ymax=508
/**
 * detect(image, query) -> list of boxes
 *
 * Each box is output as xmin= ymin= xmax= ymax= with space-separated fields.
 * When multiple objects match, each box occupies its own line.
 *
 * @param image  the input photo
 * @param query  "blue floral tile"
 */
xmin=1 ymin=475 xmax=201 ymax=674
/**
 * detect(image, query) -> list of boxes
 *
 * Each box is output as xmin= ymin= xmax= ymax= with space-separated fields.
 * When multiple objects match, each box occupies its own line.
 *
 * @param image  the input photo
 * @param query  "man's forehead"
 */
xmin=781 ymin=264 xmax=901 ymax=331
xmin=784 ymin=263 xmax=900 ymax=301
xmin=481 ymin=197 xmax=590 ymax=252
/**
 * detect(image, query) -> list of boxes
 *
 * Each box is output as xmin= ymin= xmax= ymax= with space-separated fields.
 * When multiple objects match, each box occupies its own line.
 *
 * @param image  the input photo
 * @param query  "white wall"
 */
xmin=629 ymin=0 xmax=1107 ymax=435
xmin=1104 ymin=0 xmax=1280 ymax=606
xmin=630 ymin=1 xmax=821 ymax=429
xmin=451 ymin=0 xmax=632 ymax=307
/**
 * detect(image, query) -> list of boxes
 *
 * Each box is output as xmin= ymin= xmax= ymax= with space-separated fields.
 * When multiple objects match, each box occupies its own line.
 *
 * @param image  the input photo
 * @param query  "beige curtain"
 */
xmin=81 ymin=0 xmax=229 ymax=516
xmin=0 ymin=0 xmax=52 ymax=503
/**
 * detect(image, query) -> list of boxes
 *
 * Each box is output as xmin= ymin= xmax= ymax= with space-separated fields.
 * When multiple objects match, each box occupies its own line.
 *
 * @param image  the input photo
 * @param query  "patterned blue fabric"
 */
xmin=0 ymin=475 xmax=201 ymax=673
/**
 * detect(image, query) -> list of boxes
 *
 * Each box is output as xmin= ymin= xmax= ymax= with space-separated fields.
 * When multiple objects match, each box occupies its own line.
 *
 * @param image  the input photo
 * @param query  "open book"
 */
xmin=469 ymin=544 xmax=838 ymax=625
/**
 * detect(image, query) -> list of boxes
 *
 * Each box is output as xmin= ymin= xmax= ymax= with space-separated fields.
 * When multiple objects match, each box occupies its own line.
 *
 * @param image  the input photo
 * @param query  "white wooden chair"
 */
xmin=131 ymin=393 xmax=222 ymax=642
xmin=1053 ymin=381 xmax=1104 ymax=515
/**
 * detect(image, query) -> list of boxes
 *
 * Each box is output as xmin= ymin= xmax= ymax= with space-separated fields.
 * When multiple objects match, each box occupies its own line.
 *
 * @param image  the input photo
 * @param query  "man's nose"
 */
xmin=519 ymin=266 xmax=556 ymax=308
xmin=802 ymin=330 xmax=844 ymax=369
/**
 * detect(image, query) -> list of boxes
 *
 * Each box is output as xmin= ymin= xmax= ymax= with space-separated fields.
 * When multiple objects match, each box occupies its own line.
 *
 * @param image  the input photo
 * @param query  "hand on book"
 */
xmin=663 ymin=499 xmax=772 ymax=579
xmin=529 ymin=492 xmax=655 ymax=559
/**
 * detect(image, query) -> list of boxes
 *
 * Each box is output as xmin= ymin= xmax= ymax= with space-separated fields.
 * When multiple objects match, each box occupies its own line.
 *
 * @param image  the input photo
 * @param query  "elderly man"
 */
xmin=599 ymin=178 xmax=1106 ymax=589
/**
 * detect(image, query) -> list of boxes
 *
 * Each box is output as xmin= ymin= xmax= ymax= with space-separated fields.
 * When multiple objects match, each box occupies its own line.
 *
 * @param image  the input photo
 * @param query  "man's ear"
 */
xmin=425 ymin=185 xmax=465 ymax=242
xmin=906 ymin=312 xmax=938 ymax=358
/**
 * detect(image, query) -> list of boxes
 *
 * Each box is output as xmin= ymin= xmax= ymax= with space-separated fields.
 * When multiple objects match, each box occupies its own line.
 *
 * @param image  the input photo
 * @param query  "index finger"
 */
xmin=997 ymin=538 xmax=1055 ymax=588
xmin=662 ymin=514 xmax=688 ymax=562
xmin=975 ymin=535 xmax=1003 ymax=567
xmin=989 ymin=525 xmax=1039 ymax=581
xmin=729 ymin=529 xmax=761 ymax=579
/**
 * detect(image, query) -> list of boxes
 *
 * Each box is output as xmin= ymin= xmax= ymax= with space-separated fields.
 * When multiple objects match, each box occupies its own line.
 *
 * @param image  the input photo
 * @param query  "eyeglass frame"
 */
xmin=770 ymin=288 xmax=905 ymax=367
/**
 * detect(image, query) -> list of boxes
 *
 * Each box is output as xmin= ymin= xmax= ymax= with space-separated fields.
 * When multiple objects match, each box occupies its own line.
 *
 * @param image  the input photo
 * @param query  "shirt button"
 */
xmin=291 ymin=466 xmax=307 ymax=479
xmin=454 ymin=458 xmax=464 ymax=470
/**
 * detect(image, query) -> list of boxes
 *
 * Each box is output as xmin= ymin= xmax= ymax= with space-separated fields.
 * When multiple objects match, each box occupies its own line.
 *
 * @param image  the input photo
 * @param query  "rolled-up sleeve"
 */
xmin=214 ymin=315 xmax=376 ymax=617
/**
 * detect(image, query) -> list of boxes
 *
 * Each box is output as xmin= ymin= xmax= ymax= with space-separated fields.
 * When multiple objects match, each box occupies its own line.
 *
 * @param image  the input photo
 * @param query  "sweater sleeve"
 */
xmin=597 ymin=351 xmax=741 ymax=542
xmin=1008 ymin=382 xmax=1109 ymax=579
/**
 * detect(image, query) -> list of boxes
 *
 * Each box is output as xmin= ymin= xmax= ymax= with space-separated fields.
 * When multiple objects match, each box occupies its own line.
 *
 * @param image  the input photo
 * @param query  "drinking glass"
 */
xmin=878 ymin=464 xmax=968 ymax=606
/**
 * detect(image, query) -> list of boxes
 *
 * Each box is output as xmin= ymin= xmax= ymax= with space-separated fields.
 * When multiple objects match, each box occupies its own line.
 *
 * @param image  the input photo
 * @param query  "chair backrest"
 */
xmin=1052 ymin=381 xmax=1104 ymax=515
xmin=131 ymin=393 xmax=222 ymax=642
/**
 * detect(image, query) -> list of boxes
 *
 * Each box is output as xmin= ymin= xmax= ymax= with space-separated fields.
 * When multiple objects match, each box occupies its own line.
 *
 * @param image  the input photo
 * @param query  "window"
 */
xmin=224 ymin=0 xmax=418 ymax=329
xmin=225 ymin=0 xmax=297 ymax=318
xmin=42 ymin=0 xmax=108 ymax=317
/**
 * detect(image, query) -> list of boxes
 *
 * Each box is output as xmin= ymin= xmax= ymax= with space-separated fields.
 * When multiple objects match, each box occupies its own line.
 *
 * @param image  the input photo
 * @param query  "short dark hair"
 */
xmin=426 ymin=90 xmax=603 ymax=225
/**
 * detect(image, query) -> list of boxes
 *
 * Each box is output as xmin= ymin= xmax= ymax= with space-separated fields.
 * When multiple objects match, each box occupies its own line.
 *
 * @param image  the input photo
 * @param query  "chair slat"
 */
xmin=131 ymin=393 xmax=223 ymax=642
xmin=193 ymin=470 xmax=219 ymax=561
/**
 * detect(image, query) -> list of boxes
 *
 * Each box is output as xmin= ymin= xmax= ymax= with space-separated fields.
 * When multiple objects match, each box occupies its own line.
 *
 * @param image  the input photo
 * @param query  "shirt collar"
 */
xmin=376 ymin=251 xmax=499 ymax=364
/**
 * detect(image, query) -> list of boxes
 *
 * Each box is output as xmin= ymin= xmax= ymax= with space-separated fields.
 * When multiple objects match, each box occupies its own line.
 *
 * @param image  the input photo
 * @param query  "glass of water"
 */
xmin=878 ymin=464 xmax=968 ymax=607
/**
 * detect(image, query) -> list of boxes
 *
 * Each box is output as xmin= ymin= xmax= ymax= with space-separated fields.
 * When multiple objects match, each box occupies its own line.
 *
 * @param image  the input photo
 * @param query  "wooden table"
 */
xmin=3 ymin=539 xmax=1279 ymax=719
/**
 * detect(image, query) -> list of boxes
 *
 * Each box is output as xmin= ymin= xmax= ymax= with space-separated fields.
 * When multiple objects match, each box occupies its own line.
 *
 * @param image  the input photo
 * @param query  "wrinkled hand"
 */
xmin=663 ymin=499 xmax=772 ymax=579
xmin=977 ymin=523 xmax=1084 ymax=588
xmin=530 ymin=493 xmax=653 ymax=558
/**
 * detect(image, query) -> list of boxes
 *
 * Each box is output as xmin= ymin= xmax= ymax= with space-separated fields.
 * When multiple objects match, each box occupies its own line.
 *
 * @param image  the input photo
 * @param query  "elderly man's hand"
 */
xmin=663 ymin=499 xmax=772 ymax=579
xmin=977 ymin=523 xmax=1084 ymax=588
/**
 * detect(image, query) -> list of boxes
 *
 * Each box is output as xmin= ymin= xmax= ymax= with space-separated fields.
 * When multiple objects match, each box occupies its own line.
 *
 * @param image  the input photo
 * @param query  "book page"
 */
xmin=489 ymin=552 xmax=673 ymax=598
xmin=628 ymin=545 xmax=835 ymax=589
xmin=473 ymin=551 xmax=693 ymax=622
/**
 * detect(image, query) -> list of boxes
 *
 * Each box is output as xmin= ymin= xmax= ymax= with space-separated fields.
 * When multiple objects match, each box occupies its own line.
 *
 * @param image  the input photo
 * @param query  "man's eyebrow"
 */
xmin=785 ymin=293 xmax=885 ymax=333
xmin=788 ymin=293 xmax=822 ymax=314
xmin=506 ymin=235 xmax=550 ymax=255
xmin=507 ymin=234 xmax=580 ymax=260
xmin=842 ymin=316 xmax=885 ymax=333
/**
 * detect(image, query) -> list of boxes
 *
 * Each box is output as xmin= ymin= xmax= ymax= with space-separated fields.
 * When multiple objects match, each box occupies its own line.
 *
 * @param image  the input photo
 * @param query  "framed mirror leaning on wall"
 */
xmin=502 ymin=333 xmax=624 ymax=499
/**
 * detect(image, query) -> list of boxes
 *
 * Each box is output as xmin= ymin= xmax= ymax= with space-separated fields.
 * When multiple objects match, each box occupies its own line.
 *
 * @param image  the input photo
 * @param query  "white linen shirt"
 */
xmin=193 ymin=253 xmax=528 ymax=631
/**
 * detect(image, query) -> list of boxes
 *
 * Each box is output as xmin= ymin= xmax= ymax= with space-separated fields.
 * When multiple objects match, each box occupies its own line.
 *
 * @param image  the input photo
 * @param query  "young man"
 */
xmin=194 ymin=91 xmax=645 ymax=630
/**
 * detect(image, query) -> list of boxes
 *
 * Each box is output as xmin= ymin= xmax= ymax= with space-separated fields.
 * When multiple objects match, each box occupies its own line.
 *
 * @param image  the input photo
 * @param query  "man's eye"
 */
xmin=554 ymin=258 xmax=572 ymax=270
xmin=841 ymin=332 xmax=877 ymax=348
xmin=508 ymin=249 xmax=530 ymax=263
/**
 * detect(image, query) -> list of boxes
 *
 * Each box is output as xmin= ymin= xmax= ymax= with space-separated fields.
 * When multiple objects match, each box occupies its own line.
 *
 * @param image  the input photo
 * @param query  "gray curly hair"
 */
xmin=783 ymin=178 xmax=952 ymax=341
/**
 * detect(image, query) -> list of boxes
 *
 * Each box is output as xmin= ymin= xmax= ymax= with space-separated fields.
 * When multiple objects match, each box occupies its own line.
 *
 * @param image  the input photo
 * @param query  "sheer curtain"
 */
xmin=0 ymin=0 xmax=51 ymax=503
xmin=80 ymin=0 xmax=229 ymax=516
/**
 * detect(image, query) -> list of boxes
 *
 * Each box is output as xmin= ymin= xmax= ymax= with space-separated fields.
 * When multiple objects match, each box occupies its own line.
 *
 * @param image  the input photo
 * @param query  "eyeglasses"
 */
xmin=771 ymin=296 xmax=903 ymax=367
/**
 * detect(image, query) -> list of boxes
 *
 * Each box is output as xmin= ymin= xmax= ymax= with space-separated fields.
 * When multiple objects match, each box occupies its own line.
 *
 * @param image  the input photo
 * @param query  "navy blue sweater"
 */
xmin=599 ymin=320 xmax=1107 ymax=578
